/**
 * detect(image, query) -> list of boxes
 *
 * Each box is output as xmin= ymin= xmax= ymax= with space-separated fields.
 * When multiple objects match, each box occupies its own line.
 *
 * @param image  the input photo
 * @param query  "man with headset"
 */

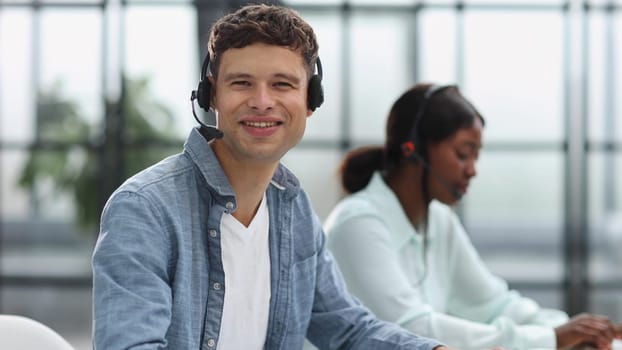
xmin=92 ymin=4 xmax=452 ymax=350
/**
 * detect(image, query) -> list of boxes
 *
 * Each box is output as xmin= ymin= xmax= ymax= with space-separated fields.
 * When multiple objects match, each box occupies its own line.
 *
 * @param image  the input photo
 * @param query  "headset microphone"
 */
xmin=190 ymin=90 xmax=224 ymax=140
xmin=190 ymin=51 xmax=224 ymax=141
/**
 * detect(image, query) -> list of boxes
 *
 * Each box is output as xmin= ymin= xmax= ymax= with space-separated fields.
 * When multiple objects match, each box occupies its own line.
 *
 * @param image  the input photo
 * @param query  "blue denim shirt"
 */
xmin=92 ymin=127 xmax=443 ymax=350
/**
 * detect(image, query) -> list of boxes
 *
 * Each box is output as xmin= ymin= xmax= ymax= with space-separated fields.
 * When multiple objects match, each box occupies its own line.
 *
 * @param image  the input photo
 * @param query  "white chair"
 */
xmin=0 ymin=315 xmax=75 ymax=350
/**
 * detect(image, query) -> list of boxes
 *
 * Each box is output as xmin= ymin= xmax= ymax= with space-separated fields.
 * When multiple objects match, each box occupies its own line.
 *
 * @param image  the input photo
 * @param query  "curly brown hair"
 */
xmin=207 ymin=4 xmax=319 ymax=79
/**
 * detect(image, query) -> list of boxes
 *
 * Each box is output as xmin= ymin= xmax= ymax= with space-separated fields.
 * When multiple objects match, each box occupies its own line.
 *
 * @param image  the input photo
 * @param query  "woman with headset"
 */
xmin=324 ymin=84 xmax=621 ymax=350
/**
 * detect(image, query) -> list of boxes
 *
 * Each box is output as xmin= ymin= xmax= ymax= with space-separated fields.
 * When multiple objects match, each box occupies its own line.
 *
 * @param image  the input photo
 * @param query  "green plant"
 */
xmin=18 ymin=76 xmax=180 ymax=231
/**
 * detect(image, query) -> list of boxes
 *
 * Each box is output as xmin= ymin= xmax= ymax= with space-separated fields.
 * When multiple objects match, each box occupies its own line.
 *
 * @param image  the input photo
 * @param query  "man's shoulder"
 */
xmin=115 ymin=152 xmax=194 ymax=196
xmin=101 ymin=152 xmax=205 ymax=225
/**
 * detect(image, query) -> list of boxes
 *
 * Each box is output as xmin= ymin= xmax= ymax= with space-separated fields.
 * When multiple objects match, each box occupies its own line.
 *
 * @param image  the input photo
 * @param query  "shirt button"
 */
xmin=207 ymin=338 xmax=216 ymax=347
xmin=209 ymin=229 xmax=217 ymax=238
xmin=213 ymin=282 xmax=221 ymax=290
xmin=225 ymin=202 xmax=234 ymax=210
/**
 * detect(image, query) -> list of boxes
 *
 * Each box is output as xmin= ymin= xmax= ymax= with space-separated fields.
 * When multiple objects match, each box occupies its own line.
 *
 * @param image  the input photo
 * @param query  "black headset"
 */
xmin=400 ymin=84 xmax=456 ymax=289
xmin=192 ymin=52 xmax=325 ymax=113
xmin=401 ymin=84 xmax=454 ymax=161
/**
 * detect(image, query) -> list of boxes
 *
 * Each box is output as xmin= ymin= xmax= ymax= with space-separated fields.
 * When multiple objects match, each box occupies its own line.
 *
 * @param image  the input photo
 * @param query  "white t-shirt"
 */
xmin=217 ymin=195 xmax=271 ymax=350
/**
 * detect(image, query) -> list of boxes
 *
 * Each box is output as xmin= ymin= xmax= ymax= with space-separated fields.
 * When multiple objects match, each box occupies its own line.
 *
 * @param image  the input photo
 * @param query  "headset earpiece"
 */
xmin=401 ymin=84 xmax=453 ymax=161
xmin=195 ymin=53 xmax=213 ymax=112
xmin=196 ymin=79 xmax=212 ymax=111
xmin=190 ymin=52 xmax=223 ymax=140
xmin=401 ymin=141 xmax=416 ymax=158
xmin=307 ymin=58 xmax=324 ymax=111
xmin=307 ymin=75 xmax=323 ymax=111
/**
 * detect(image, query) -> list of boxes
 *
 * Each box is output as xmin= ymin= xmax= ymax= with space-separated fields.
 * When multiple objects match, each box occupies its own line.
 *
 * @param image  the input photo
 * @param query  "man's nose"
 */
xmin=248 ymin=84 xmax=276 ymax=111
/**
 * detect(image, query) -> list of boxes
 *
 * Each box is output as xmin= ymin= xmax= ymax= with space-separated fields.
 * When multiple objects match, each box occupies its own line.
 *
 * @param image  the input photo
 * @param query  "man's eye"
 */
xmin=232 ymin=81 xmax=250 ymax=86
xmin=275 ymin=82 xmax=293 ymax=88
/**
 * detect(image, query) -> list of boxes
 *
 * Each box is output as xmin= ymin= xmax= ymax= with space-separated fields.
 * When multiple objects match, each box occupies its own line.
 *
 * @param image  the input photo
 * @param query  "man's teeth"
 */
xmin=244 ymin=121 xmax=278 ymax=128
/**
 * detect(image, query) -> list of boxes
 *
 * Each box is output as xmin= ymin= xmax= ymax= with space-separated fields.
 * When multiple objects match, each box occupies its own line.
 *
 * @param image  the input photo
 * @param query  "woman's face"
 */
xmin=426 ymin=117 xmax=483 ymax=205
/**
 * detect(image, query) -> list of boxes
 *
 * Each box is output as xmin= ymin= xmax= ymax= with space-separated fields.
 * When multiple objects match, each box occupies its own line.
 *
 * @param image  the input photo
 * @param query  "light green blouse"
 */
xmin=325 ymin=172 xmax=568 ymax=350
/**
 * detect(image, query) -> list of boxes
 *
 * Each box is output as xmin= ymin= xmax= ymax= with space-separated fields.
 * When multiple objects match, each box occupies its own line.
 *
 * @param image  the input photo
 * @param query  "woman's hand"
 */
xmin=555 ymin=313 xmax=619 ymax=349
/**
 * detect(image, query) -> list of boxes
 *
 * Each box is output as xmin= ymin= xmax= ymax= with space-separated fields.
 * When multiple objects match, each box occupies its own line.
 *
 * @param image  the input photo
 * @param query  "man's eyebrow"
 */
xmin=273 ymin=72 xmax=302 ymax=83
xmin=222 ymin=72 xmax=253 ymax=81
xmin=221 ymin=72 xmax=303 ymax=84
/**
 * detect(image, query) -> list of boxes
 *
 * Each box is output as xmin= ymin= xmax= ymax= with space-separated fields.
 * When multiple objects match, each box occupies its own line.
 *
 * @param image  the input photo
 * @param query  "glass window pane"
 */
xmin=285 ymin=0 xmax=347 ymax=4
xmin=347 ymin=0 xmax=420 ymax=4
xmin=128 ymin=0 xmax=192 ymax=3
xmin=1 ymin=150 xmax=32 ymax=219
xmin=40 ymin=9 xmax=103 ymax=141
xmin=3 ymin=148 xmax=106 ymax=227
xmin=299 ymin=11 xmax=342 ymax=141
xmin=587 ymin=11 xmax=605 ymax=142
xmin=613 ymin=13 xmax=622 ymax=142
xmin=618 ymin=12 xmax=622 ymax=142
xmin=28 ymin=149 xmax=77 ymax=221
xmin=1 ymin=239 xmax=93 ymax=278
xmin=589 ymin=0 xmax=622 ymax=5
xmin=40 ymin=0 xmax=101 ymax=3
xmin=119 ymin=75 xmax=186 ymax=144
xmin=586 ymin=11 xmax=620 ymax=144
xmin=0 ymin=9 xmax=35 ymax=143
xmin=287 ymin=0 xmax=568 ymax=5
xmin=418 ymin=8 xmax=457 ymax=83
xmin=466 ymin=150 xmax=564 ymax=223
xmin=588 ymin=152 xmax=622 ymax=283
xmin=464 ymin=151 xmax=564 ymax=282
xmin=125 ymin=5 xmax=198 ymax=139
xmin=350 ymin=12 xmax=415 ymax=143
xmin=3 ymin=146 xmax=108 ymax=273
xmin=282 ymin=148 xmax=342 ymax=221
xmin=590 ymin=290 xmax=622 ymax=323
xmin=463 ymin=11 xmax=564 ymax=143
xmin=464 ymin=0 xmax=564 ymax=4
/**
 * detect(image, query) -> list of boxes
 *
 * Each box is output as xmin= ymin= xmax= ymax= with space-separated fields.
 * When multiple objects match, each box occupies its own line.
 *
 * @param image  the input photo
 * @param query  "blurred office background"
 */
xmin=1 ymin=0 xmax=621 ymax=348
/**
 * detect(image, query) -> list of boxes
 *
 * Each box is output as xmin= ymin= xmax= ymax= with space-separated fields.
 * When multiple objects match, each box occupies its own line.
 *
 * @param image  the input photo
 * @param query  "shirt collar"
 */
xmin=183 ymin=127 xmax=301 ymax=200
